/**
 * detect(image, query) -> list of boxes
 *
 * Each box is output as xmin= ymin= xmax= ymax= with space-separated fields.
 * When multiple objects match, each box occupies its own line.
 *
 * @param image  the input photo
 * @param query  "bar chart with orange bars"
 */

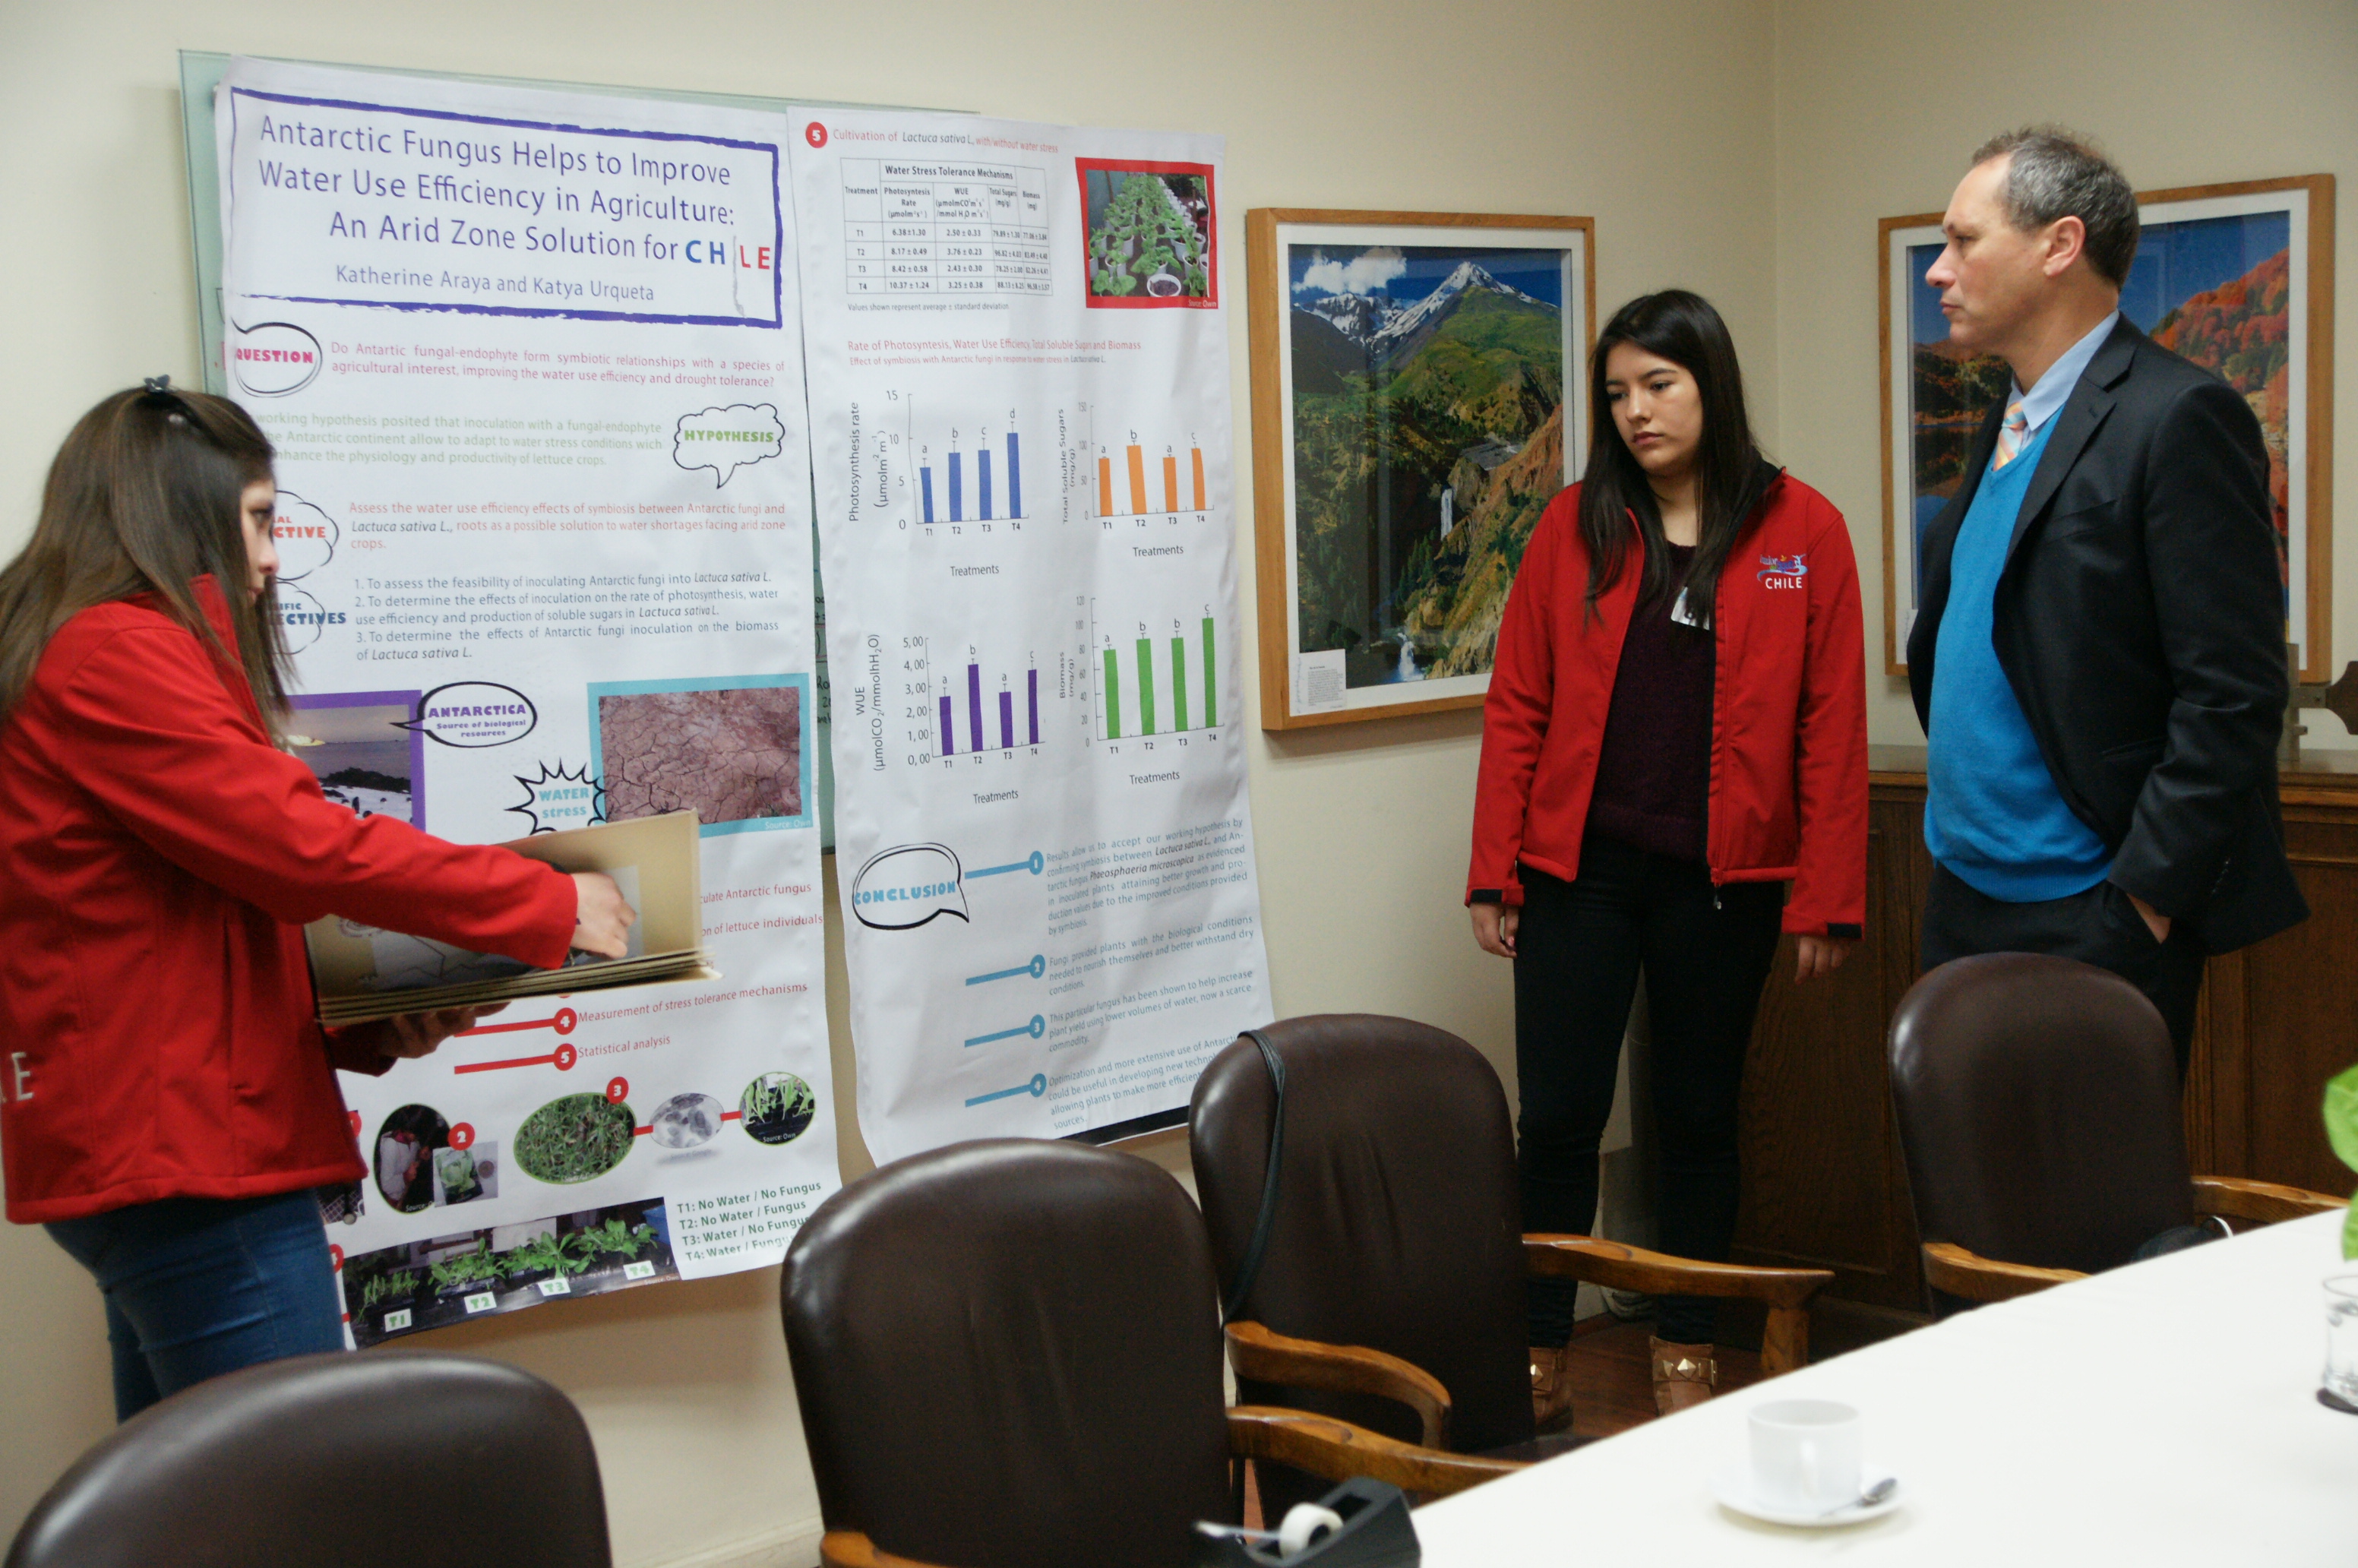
xmin=1095 ymin=437 xmax=1209 ymax=517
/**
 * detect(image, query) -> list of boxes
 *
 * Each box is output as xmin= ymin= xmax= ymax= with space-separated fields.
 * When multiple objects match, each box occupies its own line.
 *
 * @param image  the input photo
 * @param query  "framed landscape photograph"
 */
xmin=1247 ymin=210 xmax=1593 ymax=729
xmin=1881 ymin=175 xmax=2334 ymax=678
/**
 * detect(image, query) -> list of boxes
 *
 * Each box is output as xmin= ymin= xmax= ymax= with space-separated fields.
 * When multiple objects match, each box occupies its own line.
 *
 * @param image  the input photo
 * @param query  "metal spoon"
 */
xmin=1820 ymin=1477 xmax=1898 ymax=1517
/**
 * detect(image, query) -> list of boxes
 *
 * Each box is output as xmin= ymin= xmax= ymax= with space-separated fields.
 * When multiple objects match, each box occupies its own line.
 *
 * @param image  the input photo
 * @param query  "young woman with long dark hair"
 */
xmin=0 ymin=382 xmax=636 ymax=1419
xmin=1466 ymin=292 xmax=1866 ymax=1423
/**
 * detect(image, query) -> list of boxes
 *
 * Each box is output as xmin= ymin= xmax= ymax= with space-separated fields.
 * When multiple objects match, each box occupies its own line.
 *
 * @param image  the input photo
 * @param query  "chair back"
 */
xmin=1189 ymin=1016 xmax=1533 ymax=1459
xmin=1889 ymin=953 xmax=2195 ymax=1275
xmin=779 ymin=1138 xmax=1231 ymax=1568
xmin=5 ymin=1351 xmax=608 ymax=1568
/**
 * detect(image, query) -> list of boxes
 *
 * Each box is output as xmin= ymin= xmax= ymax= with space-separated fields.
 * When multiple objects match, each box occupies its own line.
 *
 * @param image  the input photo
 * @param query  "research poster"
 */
xmin=215 ymin=57 xmax=835 ymax=1344
xmin=792 ymin=108 xmax=1272 ymax=1162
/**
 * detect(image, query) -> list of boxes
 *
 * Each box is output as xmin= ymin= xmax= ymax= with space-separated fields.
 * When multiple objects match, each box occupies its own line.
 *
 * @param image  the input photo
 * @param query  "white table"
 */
xmin=1414 ymin=1212 xmax=2358 ymax=1564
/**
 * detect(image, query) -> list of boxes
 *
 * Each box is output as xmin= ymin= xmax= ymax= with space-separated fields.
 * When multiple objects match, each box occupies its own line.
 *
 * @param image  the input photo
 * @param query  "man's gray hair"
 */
xmin=1972 ymin=128 xmax=2138 ymax=287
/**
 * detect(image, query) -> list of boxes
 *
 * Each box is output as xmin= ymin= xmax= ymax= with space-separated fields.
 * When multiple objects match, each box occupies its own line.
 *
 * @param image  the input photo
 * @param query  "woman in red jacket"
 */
xmin=0 ymin=383 xmax=635 ymax=1418
xmin=1467 ymin=292 xmax=1866 ymax=1424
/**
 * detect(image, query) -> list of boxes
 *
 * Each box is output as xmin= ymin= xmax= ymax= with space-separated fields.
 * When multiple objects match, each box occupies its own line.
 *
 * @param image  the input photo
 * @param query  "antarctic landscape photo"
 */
xmin=1287 ymin=243 xmax=1571 ymax=688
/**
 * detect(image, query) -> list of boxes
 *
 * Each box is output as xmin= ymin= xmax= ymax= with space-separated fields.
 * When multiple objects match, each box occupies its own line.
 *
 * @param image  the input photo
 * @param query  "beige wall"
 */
xmin=0 ymin=2 xmax=1776 ymax=1561
xmin=1771 ymin=0 xmax=2358 ymax=751
xmin=7 ymin=1 xmax=2350 ymax=1560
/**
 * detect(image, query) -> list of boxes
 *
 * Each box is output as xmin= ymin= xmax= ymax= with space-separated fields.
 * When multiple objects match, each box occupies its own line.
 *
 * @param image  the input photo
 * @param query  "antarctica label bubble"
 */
xmin=400 ymin=681 xmax=539 ymax=748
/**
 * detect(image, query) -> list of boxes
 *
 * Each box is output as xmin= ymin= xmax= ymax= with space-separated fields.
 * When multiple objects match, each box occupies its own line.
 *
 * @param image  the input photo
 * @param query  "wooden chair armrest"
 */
xmin=1522 ymin=1234 xmax=1833 ymax=1309
xmin=1226 ymin=1406 xmax=1520 ymax=1500
xmin=820 ymin=1530 xmax=950 ymax=1568
xmin=1921 ymin=1241 xmax=2084 ymax=1303
xmin=2192 ymin=1174 xmax=2350 ymax=1225
xmin=1225 ymin=1320 xmax=1452 ymax=1449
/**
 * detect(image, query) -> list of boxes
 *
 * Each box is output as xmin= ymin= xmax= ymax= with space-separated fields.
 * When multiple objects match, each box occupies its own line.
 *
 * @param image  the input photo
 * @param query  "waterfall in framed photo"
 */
xmin=1247 ymin=210 xmax=1594 ymax=727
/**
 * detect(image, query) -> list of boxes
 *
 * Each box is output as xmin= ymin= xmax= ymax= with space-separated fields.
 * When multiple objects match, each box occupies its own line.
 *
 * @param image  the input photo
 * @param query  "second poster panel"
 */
xmin=795 ymin=109 xmax=1272 ymax=1161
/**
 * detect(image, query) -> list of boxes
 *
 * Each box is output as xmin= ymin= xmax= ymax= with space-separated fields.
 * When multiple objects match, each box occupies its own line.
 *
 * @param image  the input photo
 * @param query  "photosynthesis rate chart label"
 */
xmin=217 ymin=57 xmax=834 ymax=1345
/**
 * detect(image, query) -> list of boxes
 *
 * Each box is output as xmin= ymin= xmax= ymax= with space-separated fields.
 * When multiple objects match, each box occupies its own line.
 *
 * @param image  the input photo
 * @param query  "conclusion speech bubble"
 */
xmin=398 ymin=682 xmax=538 ymax=748
xmin=673 ymin=402 xmax=785 ymax=488
xmin=850 ymin=842 xmax=969 ymax=931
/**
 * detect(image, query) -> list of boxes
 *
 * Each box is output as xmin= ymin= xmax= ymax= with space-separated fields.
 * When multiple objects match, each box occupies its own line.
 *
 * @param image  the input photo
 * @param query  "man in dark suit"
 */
xmin=1908 ymin=128 xmax=2306 ymax=1070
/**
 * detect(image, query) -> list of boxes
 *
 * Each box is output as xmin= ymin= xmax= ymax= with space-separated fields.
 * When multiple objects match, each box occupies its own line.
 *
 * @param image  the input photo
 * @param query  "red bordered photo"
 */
xmin=1076 ymin=159 xmax=1218 ymax=309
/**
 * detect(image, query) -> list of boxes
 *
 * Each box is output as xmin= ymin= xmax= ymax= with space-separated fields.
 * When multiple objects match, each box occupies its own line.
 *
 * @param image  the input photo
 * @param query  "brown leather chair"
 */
xmin=1889 ymin=953 xmax=2344 ymax=1302
xmin=5 ymin=1351 xmax=609 ymax=1568
xmin=1189 ymin=1016 xmax=1833 ymax=1513
xmin=780 ymin=1138 xmax=1510 ymax=1568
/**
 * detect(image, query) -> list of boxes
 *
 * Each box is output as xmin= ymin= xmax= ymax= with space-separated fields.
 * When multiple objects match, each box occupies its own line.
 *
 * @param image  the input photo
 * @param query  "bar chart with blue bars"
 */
xmin=918 ymin=427 xmax=1026 ymax=523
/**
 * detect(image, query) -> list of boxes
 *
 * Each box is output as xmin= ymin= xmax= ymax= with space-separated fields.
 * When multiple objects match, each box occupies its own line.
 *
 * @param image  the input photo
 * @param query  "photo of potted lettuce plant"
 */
xmin=428 ymin=1247 xmax=505 ymax=1299
xmin=356 ymin=1267 xmax=419 ymax=1332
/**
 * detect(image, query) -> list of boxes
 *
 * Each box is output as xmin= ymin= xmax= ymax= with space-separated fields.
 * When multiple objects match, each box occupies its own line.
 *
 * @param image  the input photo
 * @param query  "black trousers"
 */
xmin=1920 ymin=864 xmax=2207 ymax=1077
xmin=1512 ymin=840 xmax=1784 ymax=1347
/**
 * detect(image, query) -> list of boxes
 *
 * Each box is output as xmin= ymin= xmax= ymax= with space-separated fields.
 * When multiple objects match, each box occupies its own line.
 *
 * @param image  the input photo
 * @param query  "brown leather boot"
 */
xmin=1529 ymin=1344 xmax=1576 ymax=1434
xmin=1650 ymin=1336 xmax=1717 ymax=1415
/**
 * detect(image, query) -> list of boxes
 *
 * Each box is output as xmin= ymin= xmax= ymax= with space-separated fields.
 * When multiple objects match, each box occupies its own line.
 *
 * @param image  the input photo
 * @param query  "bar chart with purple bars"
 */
xmin=935 ymin=654 xmax=1043 ymax=756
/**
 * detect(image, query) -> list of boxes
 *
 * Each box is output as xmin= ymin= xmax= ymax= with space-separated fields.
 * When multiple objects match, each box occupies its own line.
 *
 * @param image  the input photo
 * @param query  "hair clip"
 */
xmin=143 ymin=375 xmax=174 ymax=396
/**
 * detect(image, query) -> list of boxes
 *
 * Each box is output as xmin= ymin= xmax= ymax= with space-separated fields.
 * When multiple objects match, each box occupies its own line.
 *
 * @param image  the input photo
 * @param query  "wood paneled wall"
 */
xmin=1731 ymin=747 xmax=2358 ymax=1314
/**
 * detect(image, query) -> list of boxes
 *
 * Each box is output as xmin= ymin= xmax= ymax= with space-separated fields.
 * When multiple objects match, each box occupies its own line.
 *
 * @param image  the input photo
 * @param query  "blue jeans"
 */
xmin=46 ymin=1189 xmax=346 ymax=1421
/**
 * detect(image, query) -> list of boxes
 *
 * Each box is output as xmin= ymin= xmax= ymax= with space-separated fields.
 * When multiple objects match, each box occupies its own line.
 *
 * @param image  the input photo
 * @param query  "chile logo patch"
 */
xmin=1757 ymin=553 xmax=1808 ymax=589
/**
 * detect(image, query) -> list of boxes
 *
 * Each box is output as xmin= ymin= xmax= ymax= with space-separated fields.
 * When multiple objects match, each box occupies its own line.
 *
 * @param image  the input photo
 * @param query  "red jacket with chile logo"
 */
xmin=1467 ymin=473 xmax=1869 ymax=937
xmin=0 ymin=580 xmax=578 ymax=1223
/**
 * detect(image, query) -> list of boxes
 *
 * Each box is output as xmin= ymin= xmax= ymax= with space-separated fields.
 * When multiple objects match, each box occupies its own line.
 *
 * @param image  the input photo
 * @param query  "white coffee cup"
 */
xmin=1747 ymin=1399 xmax=1863 ymax=1512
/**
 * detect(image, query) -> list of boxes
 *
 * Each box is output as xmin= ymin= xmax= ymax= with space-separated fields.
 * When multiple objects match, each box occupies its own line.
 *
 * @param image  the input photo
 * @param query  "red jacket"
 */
xmin=1468 ymin=473 xmax=1868 ymax=937
xmin=0 ymin=580 xmax=578 ymax=1223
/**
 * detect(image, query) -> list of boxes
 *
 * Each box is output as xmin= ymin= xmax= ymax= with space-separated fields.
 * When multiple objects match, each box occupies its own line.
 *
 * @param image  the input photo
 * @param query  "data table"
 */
xmin=840 ymin=158 xmax=1053 ymax=297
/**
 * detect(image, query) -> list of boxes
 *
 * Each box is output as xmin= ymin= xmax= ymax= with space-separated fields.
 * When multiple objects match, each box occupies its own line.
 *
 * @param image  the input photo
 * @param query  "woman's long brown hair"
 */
xmin=0 ymin=385 xmax=289 ymax=722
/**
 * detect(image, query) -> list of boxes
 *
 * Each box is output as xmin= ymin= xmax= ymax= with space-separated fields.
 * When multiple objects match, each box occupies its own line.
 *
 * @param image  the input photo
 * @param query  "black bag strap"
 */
xmin=1219 ymin=1027 xmax=1286 ymax=1326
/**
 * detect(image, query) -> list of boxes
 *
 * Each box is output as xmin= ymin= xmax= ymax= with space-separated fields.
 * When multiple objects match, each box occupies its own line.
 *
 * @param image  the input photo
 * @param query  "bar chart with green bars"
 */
xmin=1097 ymin=612 xmax=1220 ymax=740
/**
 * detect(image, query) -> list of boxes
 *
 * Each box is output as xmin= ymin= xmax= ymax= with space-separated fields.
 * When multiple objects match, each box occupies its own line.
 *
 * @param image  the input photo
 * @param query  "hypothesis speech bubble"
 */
xmin=850 ymin=843 xmax=969 ymax=931
xmin=506 ymin=760 xmax=604 ymax=835
xmin=673 ymin=403 xmax=785 ymax=488
xmin=271 ymin=490 xmax=338 ymax=580
xmin=398 ymin=682 xmax=539 ymax=748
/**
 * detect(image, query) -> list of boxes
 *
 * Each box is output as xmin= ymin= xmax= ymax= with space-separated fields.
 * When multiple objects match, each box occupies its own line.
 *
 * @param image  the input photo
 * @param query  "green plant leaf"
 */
xmin=2326 ymin=1065 xmax=2358 ymax=1172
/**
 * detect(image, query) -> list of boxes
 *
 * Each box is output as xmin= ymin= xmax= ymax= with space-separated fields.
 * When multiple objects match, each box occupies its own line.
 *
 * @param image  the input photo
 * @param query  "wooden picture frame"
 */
xmin=1247 ymin=210 xmax=1595 ymax=729
xmin=1881 ymin=175 xmax=2334 ymax=678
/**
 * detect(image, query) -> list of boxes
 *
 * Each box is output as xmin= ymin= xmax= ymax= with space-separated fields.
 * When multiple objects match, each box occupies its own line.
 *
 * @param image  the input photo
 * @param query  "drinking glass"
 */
xmin=2324 ymin=1275 xmax=2358 ymax=1410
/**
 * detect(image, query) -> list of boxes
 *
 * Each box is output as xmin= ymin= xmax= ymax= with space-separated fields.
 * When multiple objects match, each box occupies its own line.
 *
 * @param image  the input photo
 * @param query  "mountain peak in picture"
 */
xmin=1366 ymin=261 xmax=1555 ymax=364
xmin=1304 ymin=291 xmax=1404 ymax=343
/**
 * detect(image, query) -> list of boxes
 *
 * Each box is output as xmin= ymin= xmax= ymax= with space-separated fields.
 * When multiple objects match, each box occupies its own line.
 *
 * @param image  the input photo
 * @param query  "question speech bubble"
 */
xmin=272 ymin=490 xmax=338 ymax=580
xmin=397 ymin=682 xmax=539 ymax=748
xmin=673 ymin=403 xmax=785 ymax=488
xmin=850 ymin=843 xmax=969 ymax=931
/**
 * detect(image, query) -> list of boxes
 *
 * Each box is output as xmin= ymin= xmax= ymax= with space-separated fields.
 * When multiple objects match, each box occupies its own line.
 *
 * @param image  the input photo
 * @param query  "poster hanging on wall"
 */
xmin=791 ymin=108 xmax=1273 ymax=1162
xmin=214 ymin=56 xmax=836 ymax=1345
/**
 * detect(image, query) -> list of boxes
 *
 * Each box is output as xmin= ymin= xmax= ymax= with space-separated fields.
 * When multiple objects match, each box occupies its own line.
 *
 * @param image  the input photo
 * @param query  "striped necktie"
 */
xmin=1991 ymin=402 xmax=2030 ymax=471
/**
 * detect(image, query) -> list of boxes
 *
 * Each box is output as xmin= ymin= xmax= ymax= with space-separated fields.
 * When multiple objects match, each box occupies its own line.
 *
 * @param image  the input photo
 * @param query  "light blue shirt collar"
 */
xmin=2009 ymin=311 xmax=2119 ymax=437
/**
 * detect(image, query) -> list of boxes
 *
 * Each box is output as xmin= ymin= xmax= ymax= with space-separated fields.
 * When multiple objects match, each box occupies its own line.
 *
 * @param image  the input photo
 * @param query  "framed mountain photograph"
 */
xmin=1881 ymin=175 xmax=2334 ymax=678
xmin=1247 ymin=210 xmax=1594 ymax=729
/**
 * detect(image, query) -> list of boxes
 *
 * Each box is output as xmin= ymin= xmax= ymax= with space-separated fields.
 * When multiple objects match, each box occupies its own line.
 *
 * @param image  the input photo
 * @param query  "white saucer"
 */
xmin=1710 ymin=1463 xmax=1902 ymax=1527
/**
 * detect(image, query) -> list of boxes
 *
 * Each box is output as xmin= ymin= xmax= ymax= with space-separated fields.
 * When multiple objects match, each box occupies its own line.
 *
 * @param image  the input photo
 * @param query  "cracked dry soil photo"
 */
xmin=598 ymin=686 xmax=802 ymax=827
